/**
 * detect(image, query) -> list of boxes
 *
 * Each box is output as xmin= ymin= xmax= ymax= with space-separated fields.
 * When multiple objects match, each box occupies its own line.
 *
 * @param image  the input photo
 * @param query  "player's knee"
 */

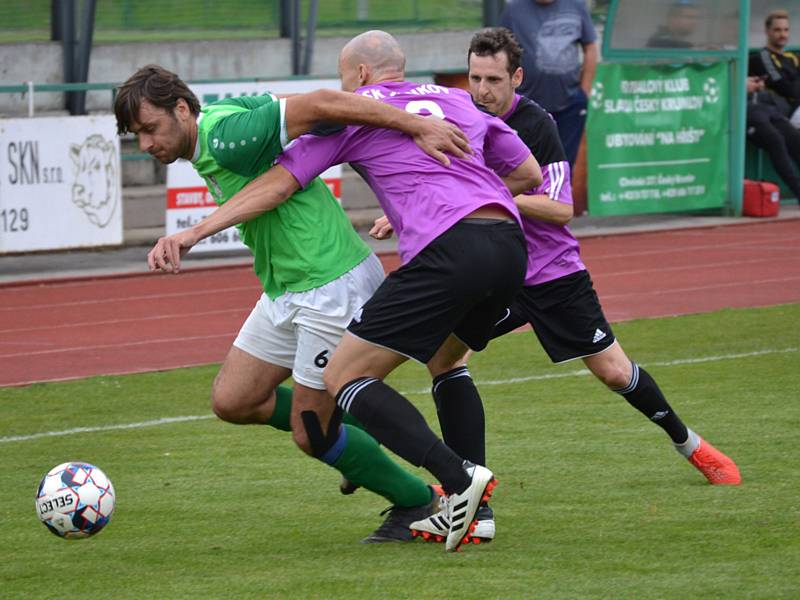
xmin=210 ymin=378 xmax=257 ymax=424
xmin=427 ymin=355 xmax=463 ymax=379
xmin=210 ymin=390 xmax=241 ymax=423
xmin=210 ymin=377 xmax=232 ymax=421
xmin=595 ymin=362 xmax=631 ymax=389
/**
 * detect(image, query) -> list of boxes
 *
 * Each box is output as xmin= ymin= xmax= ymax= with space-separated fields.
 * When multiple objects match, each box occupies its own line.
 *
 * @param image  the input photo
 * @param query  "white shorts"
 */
xmin=233 ymin=254 xmax=384 ymax=390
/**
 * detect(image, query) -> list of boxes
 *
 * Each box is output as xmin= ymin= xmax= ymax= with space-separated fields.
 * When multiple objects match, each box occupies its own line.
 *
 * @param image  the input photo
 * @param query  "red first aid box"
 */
xmin=743 ymin=180 xmax=781 ymax=217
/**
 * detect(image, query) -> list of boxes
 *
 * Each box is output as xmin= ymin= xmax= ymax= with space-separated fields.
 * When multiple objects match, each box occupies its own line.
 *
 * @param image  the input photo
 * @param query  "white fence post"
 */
xmin=27 ymin=81 xmax=34 ymax=117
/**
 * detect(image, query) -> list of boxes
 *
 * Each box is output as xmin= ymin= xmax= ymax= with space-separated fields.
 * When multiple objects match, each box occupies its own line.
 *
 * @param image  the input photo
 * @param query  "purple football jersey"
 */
xmin=277 ymin=81 xmax=531 ymax=264
xmin=502 ymin=93 xmax=585 ymax=286
xmin=520 ymin=161 xmax=585 ymax=286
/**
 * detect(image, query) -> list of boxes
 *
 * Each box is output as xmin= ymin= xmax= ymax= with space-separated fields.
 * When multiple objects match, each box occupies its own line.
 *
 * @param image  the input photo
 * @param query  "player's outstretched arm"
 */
xmin=514 ymin=193 xmax=573 ymax=225
xmin=147 ymin=165 xmax=300 ymax=274
xmin=499 ymin=155 xmax=542 ymax=196
xmin=284 ymin=88 xmax=472 ymax=166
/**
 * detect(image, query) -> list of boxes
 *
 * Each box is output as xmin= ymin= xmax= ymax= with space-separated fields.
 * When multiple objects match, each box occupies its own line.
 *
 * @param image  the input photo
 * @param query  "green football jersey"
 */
xmin=191 ymin=93 xmax=370 ymax=299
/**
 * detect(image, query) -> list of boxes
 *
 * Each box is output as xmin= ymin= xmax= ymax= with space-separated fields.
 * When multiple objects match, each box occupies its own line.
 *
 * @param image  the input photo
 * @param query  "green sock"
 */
xmin=342 ymin=411 xmax=364 ymax=429
xmin=265 ymin=388 xmax=429 ymax=506
xmin=268 ymin=388 xmax=362 ymax=432
xmin=265 ymin=385 xmax=293 ymax=432
xmin=332 ymin=424 xmax=433 ymax=508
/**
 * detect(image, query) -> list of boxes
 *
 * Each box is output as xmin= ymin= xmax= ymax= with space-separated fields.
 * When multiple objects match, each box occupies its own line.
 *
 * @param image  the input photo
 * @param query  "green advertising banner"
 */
xmin=587 ymin=62 xmax=729 ymax=216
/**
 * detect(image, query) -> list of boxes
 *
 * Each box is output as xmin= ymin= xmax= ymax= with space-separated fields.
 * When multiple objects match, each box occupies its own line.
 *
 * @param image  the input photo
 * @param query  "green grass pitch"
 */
xmin=1 ymin=304 xmax=798 ymax=599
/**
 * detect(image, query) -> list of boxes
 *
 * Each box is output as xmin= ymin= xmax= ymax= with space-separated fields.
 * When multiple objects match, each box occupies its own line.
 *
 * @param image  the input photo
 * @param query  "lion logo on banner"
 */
xmin=70 ymin=134 xmax=119 ymax=228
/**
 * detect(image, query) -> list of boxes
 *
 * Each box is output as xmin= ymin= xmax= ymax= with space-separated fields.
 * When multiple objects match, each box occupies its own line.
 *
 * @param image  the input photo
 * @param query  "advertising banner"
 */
xmin=0 ymin=115 xmax=123 ymax=253
xmin=587 ymin=62 xmax=729 ymax=216
xmin=166 ymin=79 xmax=342 ymax=254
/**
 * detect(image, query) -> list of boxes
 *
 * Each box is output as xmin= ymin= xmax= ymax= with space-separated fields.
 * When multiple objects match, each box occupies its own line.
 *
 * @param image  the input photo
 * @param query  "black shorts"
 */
xmin=493 ymin=270 xmax=615 ymax=363
xmin=347 ymin=219 xmax=527 ymax=363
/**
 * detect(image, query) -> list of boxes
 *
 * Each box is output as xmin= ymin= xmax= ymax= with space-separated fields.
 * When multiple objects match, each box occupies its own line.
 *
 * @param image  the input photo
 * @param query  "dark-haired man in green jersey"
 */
xmin=115 ymin=64 xmax=469 ymax=542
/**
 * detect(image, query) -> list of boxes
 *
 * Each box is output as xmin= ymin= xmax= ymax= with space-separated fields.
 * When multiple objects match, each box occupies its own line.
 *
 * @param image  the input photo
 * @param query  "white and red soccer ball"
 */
xmin=35 ymin=462 xmax=115 ymax=539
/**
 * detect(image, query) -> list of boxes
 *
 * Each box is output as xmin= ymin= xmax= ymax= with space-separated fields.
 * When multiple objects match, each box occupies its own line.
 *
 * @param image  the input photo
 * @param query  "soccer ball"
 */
xmin=35 ymin=462 xmax=115 ymax=539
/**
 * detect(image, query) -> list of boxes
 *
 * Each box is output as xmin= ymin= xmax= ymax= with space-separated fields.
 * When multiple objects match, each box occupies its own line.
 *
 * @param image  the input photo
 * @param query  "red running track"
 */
xmin=1 ymin=220 xmax=799 ymax=387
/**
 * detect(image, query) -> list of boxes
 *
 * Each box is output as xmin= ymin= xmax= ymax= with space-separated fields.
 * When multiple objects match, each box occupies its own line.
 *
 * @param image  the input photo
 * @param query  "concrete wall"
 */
xmin=0 ymin=30 xmax=475 ymax=116
xmin=0 ymin=43 xmax=65 ymax=115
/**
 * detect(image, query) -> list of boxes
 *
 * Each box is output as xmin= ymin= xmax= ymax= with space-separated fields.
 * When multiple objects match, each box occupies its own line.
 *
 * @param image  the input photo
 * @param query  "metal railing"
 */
xmin=0 ymin=81 xmax=115 ymax=117
xmin=0 ymin=71 xmax=459 ymax=162
xmin=0 ymin=70 xmax=460 ymax=115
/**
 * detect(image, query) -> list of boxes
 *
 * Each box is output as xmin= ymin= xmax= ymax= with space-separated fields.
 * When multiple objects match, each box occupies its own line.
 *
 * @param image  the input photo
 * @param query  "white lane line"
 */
xmin=0 ymin=332 xmax=238 ymax=359
xmin=600 ymin=277 xmax=800 ymax=300
xmin=2 ymin=362 xmax=225 ymax=388
xmin=0 ymin=285 xmax=258 ymax=312
xmin=0 ymin=308 xmax=250 ymax=335
xmin=585 ymin=236 xmax=799 ymax=262
xmin=0 ymin=265 xmax=255 ymax=293
xmin=590 ymin=256 xmax=793 ymax=279
xmin=2 ymin=346 xmax=796 ymax=444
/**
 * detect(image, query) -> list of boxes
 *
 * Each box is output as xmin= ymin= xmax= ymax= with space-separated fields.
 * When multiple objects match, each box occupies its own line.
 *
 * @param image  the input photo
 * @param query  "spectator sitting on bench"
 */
xmin=746 ymin=74 xmax=800 ymax=203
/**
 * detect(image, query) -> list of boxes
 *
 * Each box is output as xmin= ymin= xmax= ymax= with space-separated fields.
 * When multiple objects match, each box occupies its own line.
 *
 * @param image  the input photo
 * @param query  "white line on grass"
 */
xmin=401 ymin=346 xmax=798 ymax=393
xmin=2 ymin=346 xmax=796 ymax=444
xmin=0 ymin=415 xmax=215 ymax=443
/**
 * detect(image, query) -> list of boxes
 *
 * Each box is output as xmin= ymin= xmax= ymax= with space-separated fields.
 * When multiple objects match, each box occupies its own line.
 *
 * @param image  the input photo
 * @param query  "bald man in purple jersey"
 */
xmin=149 ymin=30 xmax=542 ymax=552
xmin=401 ymin=27 xmax=741 ymax=545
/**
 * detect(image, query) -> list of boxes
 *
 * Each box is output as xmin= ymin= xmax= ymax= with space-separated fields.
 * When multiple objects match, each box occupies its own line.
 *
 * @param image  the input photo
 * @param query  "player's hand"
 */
xmin=411 ymin=115 xmax=472 ymax=167
xmin=369 ymin=215 xmax=394 ymax=240
xmin=147 ymin=229 xmax=198 ymax=274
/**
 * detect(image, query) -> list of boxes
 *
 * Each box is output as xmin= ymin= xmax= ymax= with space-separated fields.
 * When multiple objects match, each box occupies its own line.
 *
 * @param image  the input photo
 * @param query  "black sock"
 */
xmin=614 ymin=363 xmax=688 ymax=444
xmin=336 ymin=377 xmax=469 ymax=493
xmin=432 ymin=366 xmax=486 ymax=466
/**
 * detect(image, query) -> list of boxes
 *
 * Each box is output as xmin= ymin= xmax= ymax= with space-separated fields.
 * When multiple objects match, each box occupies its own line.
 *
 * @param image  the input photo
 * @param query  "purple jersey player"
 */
xmin=278 ymin=80 xmax=530 ymax=265
xmin=155 ymin=30 xmax=542 ymax=553
xmin=513 ymin=104 xmax=585 ymax=286
xmin=407 ymin=27 xmax=741 ymax=546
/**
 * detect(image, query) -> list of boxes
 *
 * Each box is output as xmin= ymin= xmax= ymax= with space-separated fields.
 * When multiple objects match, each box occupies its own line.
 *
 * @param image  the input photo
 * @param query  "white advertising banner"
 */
xmin=166 ymin=78 xmax=343 ymax=254
xmin=0 ymin=115 xmax=123 ymax=253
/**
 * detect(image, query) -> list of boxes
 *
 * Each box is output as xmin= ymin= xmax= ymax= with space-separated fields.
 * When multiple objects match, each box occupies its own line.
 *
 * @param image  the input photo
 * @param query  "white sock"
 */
xmin=674 ymin=428 xmax=701 ymax=458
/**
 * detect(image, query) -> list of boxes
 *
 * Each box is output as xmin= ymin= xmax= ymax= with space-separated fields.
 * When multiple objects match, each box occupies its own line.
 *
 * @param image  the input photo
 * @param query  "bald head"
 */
xmin=338 ymin=30 xmax=406 ymax=91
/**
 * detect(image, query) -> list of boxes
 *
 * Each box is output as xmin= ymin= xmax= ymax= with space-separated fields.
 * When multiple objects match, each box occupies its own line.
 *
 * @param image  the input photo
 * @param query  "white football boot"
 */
xmin=443 ymin=462 xmax=497 ymax=552
xmin=411 ymin=503 xmax=495 ymax=544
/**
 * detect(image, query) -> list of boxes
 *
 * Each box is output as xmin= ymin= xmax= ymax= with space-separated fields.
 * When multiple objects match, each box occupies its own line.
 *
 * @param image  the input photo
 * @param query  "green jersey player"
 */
xmin=115 ymin=64 xmax=468 ymax=542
